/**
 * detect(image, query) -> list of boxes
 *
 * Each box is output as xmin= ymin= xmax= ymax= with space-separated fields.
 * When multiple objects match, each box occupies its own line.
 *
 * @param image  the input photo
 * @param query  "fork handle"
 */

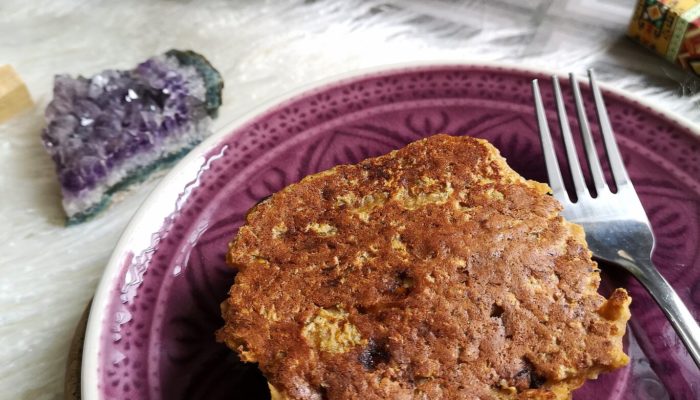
xmin=621 ymin=258 xmax=700 ymax=369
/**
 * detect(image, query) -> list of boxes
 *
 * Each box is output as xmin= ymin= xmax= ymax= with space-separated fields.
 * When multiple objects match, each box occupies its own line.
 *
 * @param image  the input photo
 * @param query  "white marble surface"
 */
xmin=1 ymin=0 xmax=699 ymax=399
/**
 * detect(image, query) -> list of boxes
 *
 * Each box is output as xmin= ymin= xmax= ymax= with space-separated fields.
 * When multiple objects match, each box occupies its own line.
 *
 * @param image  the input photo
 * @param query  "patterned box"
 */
xmin=628 ymin=0 xmax=700 ymax=75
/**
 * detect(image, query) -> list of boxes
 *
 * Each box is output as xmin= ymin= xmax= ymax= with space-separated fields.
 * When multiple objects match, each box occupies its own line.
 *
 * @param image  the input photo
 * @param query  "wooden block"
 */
xmin=0 ymin=64 xmax=33 ymax=124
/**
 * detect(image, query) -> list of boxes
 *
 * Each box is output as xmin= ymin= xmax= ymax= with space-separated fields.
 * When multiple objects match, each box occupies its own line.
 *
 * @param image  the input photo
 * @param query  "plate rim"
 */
xmin=81 ymin=60 xmax=700 ymax=400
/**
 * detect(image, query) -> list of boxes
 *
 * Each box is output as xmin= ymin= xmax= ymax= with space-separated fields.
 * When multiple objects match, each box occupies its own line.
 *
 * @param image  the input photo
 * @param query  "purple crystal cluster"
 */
xmin=42 ymin=50 xmax=223 ymax=223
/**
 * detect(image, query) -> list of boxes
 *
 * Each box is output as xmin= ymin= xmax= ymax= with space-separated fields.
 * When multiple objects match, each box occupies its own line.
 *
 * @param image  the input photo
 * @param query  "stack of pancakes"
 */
xmin=217 ymin=134 xmax=631 ymax=400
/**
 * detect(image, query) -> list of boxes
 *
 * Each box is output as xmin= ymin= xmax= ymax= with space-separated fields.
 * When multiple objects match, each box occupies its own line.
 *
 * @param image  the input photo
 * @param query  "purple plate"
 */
xmin=82 ymin=64 xmax=700 ymax=400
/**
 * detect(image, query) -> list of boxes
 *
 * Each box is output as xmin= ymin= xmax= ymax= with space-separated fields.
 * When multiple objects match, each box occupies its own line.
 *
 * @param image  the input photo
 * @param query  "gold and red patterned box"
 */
xmin=629 ymin=0 xmax=700 ymax=75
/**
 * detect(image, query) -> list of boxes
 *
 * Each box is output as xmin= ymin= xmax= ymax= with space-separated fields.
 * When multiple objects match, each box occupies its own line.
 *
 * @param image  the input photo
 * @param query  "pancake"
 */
xmin=217 ymin=134 xmax=631 ymax=400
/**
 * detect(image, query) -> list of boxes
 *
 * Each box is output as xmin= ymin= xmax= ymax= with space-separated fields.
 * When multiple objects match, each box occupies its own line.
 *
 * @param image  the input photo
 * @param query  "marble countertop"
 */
xmin=1 ymin=0 xmax=699 ymax=399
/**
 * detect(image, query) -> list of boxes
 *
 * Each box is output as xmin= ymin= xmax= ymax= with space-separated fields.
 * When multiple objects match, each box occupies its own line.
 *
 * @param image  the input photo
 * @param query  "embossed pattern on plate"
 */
xmin=90 ymin=66 xmax=700 ymax=400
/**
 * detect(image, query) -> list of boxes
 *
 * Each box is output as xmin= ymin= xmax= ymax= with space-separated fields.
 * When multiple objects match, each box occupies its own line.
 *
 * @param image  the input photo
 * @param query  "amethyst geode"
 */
xmin=42 ymin=50 xmax=223 ymax=224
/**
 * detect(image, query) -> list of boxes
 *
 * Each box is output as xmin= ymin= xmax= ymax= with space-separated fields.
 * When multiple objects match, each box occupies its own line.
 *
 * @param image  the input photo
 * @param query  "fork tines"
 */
xmin=532 ymin=70 xmax=630 ymax=203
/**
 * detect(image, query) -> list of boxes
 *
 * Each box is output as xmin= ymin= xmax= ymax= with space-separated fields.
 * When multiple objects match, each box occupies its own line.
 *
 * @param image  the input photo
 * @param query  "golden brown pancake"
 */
xmin=217 ymin=134 xmax=631 ymax=400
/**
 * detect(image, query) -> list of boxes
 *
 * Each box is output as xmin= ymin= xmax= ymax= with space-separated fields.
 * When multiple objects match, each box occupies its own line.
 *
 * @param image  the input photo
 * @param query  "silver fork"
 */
xmin=532 ymin=70 xmax=700 ymax=368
